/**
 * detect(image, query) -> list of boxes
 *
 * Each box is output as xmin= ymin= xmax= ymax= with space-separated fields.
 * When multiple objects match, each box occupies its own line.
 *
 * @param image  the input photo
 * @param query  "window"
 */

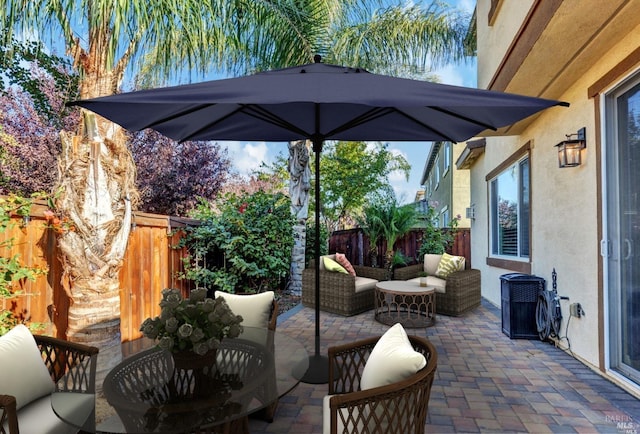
xmin=440 ymin=206 xmax=450 ymax=228
xmin=489 ymin=156 xmax=530 ymax=258
xmin=443 ymin=142 xmax=451 ymax=174
xmin=434 ymin=156 xmax=440 ymax=188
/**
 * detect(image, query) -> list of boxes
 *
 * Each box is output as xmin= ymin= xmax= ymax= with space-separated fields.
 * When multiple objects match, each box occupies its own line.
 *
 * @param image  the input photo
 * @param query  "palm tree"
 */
xmin=0 ymin=0 xmax=344 ymax=381
xmin=367 ymin=199 xmax=419 ymax=280
xmin=357 ymin=205 xmax=385 ymax=268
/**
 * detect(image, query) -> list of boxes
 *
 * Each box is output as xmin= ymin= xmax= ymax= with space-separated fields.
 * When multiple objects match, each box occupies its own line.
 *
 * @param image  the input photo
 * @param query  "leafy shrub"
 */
xmin=418 ymin=204 xmax=460 ymax=258
xmin=179 ymin=190 xmax=295 ymax=294
xmin=0 ymin=194 xmax=48 ymax=334
xmin=305 ymin=222 xmax=329 ymax=266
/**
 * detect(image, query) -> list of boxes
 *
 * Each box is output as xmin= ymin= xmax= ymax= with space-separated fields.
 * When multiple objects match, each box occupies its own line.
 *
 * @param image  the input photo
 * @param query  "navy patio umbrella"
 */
xmin=69 ymin=56 xmax=568 ymax=384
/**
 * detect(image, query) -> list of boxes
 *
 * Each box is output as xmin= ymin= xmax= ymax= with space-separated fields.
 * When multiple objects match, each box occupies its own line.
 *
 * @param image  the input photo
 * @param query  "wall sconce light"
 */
xmin=555 ymin=127 xmax=586 ymax=168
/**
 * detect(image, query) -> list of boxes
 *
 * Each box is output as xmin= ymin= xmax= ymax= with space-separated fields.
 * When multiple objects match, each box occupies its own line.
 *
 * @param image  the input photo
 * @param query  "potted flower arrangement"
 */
xmin=140 ymin=288 xmax=244 ymax=358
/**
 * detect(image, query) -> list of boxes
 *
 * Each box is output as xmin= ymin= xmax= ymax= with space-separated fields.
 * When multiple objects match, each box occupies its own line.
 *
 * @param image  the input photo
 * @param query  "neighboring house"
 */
xmin=421 ymin=141 xmax=471 ymax=229
xmin=458 ymin=0 xmax=640 ymax=397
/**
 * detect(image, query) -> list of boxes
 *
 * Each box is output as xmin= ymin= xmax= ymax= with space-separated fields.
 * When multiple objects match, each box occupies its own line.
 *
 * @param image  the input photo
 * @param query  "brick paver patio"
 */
xmin=249 ymin=299 xmax=640 ymax=433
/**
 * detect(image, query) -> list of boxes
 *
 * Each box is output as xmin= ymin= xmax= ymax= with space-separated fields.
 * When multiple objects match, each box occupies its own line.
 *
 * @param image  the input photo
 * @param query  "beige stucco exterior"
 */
xmin=464 ymin=0 xmax=640 ymax=397
xmin=421 ymin=142 xmax=471 ymax=230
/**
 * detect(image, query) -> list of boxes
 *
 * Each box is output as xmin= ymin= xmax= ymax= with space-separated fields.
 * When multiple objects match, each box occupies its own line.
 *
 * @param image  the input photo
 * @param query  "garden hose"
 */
xmin=536 ymin=289 xmax=562 ymax=341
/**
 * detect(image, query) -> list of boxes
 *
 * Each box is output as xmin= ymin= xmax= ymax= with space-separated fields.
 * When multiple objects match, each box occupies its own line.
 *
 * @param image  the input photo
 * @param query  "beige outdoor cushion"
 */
xmin=214 ymin=290 xmax=274 ymax=328
xmin=424 ymin=254 xmax=442 ymax=275
xmin=0 ymin=325 xmax=54 ymax=410
xmin=407 ymin=276 xmax=446 ymax=293
xmin=354 ymin=276 xmax=378 ymax=293
xmin=322 ymin=395 xmax=366 ymax=434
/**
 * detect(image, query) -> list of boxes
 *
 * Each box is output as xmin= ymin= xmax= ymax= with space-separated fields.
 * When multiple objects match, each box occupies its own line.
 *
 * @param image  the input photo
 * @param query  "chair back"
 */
xmin=327 ymin=335 xmax=437 ymax=434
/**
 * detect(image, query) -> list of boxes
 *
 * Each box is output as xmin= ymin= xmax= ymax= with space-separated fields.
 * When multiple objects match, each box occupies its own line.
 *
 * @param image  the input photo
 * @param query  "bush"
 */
xmin=418 ymin=204 xmax=460 ymax=258
xmin=304 ymin=222 xmax=329 ymax=266
xmin=179 ymin=190 xmax=295 ymax=294
xmin=0 ymin=194 xmax=48 ymax=334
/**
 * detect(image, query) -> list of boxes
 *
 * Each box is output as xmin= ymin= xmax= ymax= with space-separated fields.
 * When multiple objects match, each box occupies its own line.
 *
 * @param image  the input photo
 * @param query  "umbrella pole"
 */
xmin=299 ymin=138 xmax=329 ymax=384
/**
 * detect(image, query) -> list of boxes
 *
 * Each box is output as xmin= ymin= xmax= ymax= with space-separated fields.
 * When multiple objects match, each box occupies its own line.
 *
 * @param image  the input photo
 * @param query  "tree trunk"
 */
xmin=384 ymin=249 xmax=394 ymax=281
xmin=287 ymin=140 xmax=311 ymax=296
xmin=66 ymin=278 xmax=122 ymax=385
xmin=56 ymin=109 xmax=138 ymax=388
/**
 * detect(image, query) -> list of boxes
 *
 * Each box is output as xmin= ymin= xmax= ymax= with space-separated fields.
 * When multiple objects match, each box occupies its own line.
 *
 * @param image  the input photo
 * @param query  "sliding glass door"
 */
xmin=606 ymin=75 xmax=640 ymax=385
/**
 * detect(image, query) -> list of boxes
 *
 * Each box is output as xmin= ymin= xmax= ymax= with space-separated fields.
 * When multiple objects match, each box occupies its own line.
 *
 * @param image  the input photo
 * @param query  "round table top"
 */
xmin=51 ymin=327 xmax=308 ymax=434
xmin=375 ymin=279 xmax=436 ymax=294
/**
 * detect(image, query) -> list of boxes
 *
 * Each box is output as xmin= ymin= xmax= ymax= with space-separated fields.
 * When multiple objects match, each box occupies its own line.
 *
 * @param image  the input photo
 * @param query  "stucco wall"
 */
xmin=452 ymin=143 xmax=471 ymax=228
xmin=476 ymin=0 xmax=535 ymax=89
xmin=471 ymin=1 xmax=640 ymax=383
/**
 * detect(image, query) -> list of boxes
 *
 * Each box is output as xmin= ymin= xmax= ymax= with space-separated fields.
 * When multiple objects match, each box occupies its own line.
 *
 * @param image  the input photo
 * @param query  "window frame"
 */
xmin=485 ymin=142 xmax=532 ymax=273
xmin=443 ymin=142 xmax=451 ymax=176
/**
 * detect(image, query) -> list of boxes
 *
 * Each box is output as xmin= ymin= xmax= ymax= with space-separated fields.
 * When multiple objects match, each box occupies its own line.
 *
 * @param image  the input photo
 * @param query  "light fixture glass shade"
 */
xmin=555 ymin=139 xmax=585 ymax=168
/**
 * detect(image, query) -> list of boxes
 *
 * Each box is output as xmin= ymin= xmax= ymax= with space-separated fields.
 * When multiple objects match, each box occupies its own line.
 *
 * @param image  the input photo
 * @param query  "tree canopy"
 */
xmin=320 ymin=141 xmax=410 ymax=231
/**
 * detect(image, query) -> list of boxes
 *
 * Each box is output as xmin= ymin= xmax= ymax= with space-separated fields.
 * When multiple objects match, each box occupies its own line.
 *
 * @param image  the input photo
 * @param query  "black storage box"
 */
xmin=500 ymin=273 xmax=545 ymax=339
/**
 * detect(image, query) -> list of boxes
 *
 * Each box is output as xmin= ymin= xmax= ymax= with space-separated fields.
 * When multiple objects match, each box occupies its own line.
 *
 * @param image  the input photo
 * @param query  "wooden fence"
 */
xmin=1 ymin=201 xmax=196 ymax=342
xmin=2 ymin=201 xmax=471 ymax=343
xmin=329 ymin=227 xmax=472 ymax=269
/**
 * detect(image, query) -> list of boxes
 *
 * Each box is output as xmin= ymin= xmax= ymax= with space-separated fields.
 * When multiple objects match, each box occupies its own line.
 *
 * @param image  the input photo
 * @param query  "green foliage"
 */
xmin=305 ymin=222 xmax=329 ymax=266
xmin=179 ymin=190 xmax=295 ymax=293
xmin=319 ymin=141 xmax=410 ymax=231
xmin=0 ymin=193 xmax=48 ymax=334
xmin=418 ymin=204 xmax=460 ymax=258
xmin=0 ymin=35 xmax=79 ymax=126
xmin=361 ymin=196 xmax=419 ymax=278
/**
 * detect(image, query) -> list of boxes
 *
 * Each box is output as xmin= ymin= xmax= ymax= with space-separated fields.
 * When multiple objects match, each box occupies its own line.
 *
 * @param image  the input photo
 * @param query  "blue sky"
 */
xmin=222 ymin=0 xmax=477 ymax=204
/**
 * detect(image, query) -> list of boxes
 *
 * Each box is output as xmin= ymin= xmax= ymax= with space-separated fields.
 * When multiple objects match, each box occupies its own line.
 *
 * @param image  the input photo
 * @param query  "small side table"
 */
xmin=374 ymin=280 xmax=436 ymax=328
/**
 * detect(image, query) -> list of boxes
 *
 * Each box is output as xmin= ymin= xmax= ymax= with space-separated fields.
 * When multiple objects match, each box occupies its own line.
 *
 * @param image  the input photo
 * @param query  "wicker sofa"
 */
xmin=394 ymin=253 xmax=481 ymax=316
xmin=0 ymin=325 xmax=98 ymax=434
xmin=302 ymin=254 xmax=388 ymax=316
xmin=323 ymin=328 xmax=437 ymax=434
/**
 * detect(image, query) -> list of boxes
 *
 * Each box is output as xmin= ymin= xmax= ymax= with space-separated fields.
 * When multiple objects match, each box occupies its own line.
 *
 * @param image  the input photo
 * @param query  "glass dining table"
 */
xmin=51 ymin=327 xmax=308 ymax=433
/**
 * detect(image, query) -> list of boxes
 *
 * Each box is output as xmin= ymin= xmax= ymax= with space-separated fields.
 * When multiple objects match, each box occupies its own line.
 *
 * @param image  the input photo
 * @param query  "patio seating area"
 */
xmin=249 ymin=299 xmax=640 ymax=433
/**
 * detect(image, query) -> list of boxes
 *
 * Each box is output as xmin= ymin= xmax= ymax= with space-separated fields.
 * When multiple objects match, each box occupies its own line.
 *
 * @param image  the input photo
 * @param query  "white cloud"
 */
xmin=222 ymin=141 xmax=271 ymax=177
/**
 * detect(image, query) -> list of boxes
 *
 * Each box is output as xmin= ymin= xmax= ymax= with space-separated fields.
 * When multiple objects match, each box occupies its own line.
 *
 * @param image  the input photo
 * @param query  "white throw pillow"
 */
xmin=360 ymin=323 xmax=427 ymax=390
xmin=0 ymin=325 xmax=54 ymax=410
xmin=214 ymin=291 xmax=274 ymax=328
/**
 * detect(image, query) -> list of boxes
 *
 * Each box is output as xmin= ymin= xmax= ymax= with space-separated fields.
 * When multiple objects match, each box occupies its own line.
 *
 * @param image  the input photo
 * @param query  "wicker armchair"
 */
xmin=394 ymin=256 xmax=481 ymax=316
xmin=302 ymin=255 xmax=388 ymax=316
xmin=325 ymin=335 xmax=437 ymax=434
xmin=0 ymin=332 xmax=98 ymax=434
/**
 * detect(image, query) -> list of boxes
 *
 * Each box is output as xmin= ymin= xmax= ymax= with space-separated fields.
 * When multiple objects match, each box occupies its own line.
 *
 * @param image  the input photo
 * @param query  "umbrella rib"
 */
xmin=324 ymin=107 xmax=394 ymax=137
xmin=142 ymin=104 xmax=215 ymax=131
xmin=178 ymin=106 xmax=247 ymax=142
xmin=392 ymin=109 xmax=459 ymax=142
xmin=327 ymin=107 xmax=460 ymax=143
xmin=427 ymin=106 xmax=498 ymax=132
xmin=243 ymin=105 xmax=311 ymax=137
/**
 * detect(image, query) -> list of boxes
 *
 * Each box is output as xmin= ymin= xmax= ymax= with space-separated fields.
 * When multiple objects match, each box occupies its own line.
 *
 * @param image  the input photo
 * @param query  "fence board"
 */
xmin=1 ymin=203 xmax=196 ymax=342
xmin=329 ymin=228 xmax=472 ymax=269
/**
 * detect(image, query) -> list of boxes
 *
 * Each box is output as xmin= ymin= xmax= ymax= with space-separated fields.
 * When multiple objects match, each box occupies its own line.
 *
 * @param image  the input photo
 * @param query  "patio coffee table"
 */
xmin=374 ymin=280 xmax=436 ymax=328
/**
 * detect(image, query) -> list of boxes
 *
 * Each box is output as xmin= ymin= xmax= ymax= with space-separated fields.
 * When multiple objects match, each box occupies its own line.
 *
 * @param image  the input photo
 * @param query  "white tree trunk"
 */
xmin=57 ymin=111 xmax=138 ymax=387
xmin=287 ymin=140 xmax=311 ymax=295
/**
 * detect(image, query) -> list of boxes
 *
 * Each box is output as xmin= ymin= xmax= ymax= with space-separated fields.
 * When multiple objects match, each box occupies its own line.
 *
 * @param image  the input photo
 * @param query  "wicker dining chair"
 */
xmin=324 ymin=334 xmax=437 ymax=434
xmin=0 ymin=331 xmax=98 ymax=434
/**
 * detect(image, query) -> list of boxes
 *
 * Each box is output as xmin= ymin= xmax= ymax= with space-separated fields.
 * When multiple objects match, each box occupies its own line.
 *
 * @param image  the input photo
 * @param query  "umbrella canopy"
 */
xmin=70 ymin=59 xmax=567 ymax=145
xmin=69 ymin=57 xmax=568 ymax=384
